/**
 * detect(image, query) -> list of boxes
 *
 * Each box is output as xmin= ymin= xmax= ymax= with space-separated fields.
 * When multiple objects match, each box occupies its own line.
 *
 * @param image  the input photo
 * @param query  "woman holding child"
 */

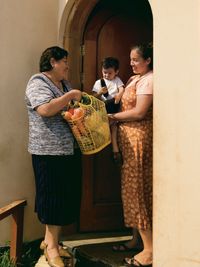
xmin=109 ymin=43 xmax=153 ymax=267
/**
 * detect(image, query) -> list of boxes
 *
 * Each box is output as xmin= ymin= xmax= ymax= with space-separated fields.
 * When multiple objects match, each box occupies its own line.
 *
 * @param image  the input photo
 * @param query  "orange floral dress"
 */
xmin=118 ymin=71 xmax=153 ymax=230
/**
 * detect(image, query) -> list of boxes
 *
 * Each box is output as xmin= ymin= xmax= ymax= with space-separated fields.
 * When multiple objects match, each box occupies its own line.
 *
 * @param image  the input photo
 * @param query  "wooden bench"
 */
xmin=0 ymin=199 xmax=27 ymax=263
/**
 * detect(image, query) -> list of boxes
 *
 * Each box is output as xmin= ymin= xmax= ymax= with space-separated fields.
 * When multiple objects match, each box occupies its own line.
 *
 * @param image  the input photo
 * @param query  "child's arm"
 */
xmin=92 ymin=86 xmax=108 ymax=99
xmin=92 ymin=79 xmax=108 ymax=99
xmin=114 ymin=86 xmax=124 ymax=104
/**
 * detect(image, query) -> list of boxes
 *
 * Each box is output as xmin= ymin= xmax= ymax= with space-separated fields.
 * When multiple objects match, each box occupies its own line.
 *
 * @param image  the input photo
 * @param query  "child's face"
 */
xmin=102 ymin=68 xmax=118 ymax=80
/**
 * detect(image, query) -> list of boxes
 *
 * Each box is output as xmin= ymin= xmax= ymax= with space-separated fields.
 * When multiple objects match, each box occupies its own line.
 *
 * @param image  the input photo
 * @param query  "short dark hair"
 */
xmin=39 ymin=46 xmax=68 ymax=72
xmin=131 ymin=42 xmax=153 ymax=70
xmin=102 ymin=57 xmax=119 ymax=71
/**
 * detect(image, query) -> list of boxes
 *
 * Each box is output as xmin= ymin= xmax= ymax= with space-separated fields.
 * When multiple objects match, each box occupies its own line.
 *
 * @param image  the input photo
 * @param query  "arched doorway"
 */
xmin=62 ymin=0 xmax=153 ymax=232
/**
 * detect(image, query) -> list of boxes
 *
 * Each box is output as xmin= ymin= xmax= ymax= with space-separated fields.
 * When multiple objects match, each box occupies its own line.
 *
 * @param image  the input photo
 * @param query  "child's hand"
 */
xmin=99 ymin=86 xmax=108 ymax=95
xmin=114 ymin=93 xmax=122 ymax=104
xmin=115 ymin=86 xmax=124 ymax=103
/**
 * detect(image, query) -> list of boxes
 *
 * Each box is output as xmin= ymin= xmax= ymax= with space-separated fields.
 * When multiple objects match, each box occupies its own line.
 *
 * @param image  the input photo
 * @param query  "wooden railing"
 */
xmin=0 ymin=200 xmax=27 ymax=263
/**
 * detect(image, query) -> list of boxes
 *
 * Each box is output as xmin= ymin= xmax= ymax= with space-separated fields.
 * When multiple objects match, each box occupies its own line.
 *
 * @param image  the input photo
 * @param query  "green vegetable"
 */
xmin=80 ymin=94 xmax=91 ymax=105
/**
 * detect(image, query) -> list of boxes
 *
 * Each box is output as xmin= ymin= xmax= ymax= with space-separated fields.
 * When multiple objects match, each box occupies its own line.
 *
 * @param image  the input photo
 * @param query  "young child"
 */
xmin=92 ymin=57 xmax=124 ymax=164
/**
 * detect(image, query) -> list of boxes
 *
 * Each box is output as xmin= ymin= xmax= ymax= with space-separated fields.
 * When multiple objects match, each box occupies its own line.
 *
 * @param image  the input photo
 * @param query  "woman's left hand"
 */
xmin=69 ymin=89 xmax=82 ymax=102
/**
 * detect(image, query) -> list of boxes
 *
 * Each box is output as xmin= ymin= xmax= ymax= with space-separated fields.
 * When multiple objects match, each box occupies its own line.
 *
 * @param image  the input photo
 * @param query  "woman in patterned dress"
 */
xmin=109 ymin=43 xmax=153 ymax=267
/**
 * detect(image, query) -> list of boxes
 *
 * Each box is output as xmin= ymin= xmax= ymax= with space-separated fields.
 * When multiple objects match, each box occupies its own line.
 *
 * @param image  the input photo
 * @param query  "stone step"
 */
xmin=35 ymin=233 xmax=133 ymax=267
xmin=35 ymin=255 xmax=73 ymax=267
xmin=74 ymin=241 xmax=140 ymax=267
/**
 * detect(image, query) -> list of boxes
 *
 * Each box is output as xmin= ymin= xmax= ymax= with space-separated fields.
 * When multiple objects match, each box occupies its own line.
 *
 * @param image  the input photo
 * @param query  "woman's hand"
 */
xmin=36 ymin=89 xmax=82 ymax=117
xmin=108 ymin=94 xmax=153 ymax=122
xmin=69 ymin=89 xmax=82 ymax=102
xmin=108 ymin=113 xmax=118 ymax=126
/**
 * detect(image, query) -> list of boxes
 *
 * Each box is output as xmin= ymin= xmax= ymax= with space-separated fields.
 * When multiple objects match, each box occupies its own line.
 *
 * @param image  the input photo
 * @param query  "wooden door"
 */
xmin=80 ymin=0 xmax=152 ymax=231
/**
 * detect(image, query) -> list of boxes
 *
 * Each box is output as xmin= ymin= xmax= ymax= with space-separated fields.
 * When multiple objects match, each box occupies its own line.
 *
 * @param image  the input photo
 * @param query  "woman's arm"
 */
xmin=109 ymin=94 xmax=153 ymax=121
xmin=36 ymin=89 xmax=82 ymax=117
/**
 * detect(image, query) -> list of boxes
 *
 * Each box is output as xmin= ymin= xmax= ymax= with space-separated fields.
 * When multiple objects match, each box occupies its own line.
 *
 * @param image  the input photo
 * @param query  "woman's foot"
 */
xmin=40 ymin=240 xmax=71 ymax=258
xmin=44 ymin=246 xmax=64 ymax=267
xmin=124 ymin=249 xmax=152 ymax=266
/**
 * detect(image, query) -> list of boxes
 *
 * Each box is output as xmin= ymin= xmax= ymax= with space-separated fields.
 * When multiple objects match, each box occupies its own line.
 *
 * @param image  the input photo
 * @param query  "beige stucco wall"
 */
xmin=152 ymin=0 xmax=200 ymax=266
xmin=1 ymin=0 xmax=200 ymax=266
xmin=0 ymin=0 xmax=59 ymax=244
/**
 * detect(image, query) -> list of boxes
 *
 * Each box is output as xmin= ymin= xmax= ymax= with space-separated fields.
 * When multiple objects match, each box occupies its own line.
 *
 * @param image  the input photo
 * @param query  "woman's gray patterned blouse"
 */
xmin=25 ymin=73 xmax=74 ymax=155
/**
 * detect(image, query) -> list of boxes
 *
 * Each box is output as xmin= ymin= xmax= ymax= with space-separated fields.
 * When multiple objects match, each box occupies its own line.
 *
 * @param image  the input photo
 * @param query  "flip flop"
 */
xmin=112 ymin=243 xmax=134 ymax=252
xmin=124 ymin=256 xmax=152 ymax=266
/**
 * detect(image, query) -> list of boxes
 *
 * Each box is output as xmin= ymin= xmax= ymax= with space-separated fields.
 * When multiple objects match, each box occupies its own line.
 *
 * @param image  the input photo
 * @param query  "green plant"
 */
xmin=19 ymin=239 xmax=42 ymax=267
xmin=0 ymin=239 xmax=42 ymax=267
xmin=0 ymin=250 xmax=16 ymax=267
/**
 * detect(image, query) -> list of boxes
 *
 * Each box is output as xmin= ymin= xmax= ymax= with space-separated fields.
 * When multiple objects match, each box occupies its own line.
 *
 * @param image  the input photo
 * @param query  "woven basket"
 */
xmin=66 ymin=93 xmax=111 ymax=155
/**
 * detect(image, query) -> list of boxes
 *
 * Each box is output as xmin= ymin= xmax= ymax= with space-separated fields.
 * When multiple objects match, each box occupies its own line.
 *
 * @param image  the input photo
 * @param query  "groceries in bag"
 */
xmin=62 ymin=93 xmax=111 ymax=155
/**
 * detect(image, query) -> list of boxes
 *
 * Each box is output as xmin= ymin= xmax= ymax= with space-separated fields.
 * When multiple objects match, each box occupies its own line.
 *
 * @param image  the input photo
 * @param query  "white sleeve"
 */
xmin=92 ymin=80 xmax=101 ymax=93
xmin=116 ymin=77 xmax=124 ymax=88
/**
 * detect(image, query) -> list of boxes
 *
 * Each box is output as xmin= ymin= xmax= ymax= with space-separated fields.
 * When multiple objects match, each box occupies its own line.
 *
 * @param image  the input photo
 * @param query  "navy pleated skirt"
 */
xmin=32 ymin=149 xmax=82 ymax=226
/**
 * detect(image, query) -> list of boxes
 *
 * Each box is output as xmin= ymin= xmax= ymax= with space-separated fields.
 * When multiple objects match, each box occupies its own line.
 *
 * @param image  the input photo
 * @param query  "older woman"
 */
xmin=25 ymin=46 xmax=82 ymax=267
xmin=110 ymin=43 xmax=153 ymax=267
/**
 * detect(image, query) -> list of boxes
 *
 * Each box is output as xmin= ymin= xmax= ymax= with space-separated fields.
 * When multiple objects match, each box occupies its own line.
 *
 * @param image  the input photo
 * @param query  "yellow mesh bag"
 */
xmin=64 ymin=93 xmax=111 ymax=155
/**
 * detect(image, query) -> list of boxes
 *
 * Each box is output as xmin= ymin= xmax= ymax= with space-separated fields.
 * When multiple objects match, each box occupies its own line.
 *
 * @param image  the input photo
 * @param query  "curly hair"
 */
xmin=39 ymin=46 xmax=68 ymax=72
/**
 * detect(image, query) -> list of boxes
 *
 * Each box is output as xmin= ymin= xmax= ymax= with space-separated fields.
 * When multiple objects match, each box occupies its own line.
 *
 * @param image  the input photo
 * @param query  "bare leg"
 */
xmin=124 ymin=229 xmax=152 ymax=266
xmin=139 ymin=229 xmax=152 ymax=251
xmin=133 ymin=229 xmax=152 ymax=266
xmin=44 ymin=225 xmax=61 ymax=258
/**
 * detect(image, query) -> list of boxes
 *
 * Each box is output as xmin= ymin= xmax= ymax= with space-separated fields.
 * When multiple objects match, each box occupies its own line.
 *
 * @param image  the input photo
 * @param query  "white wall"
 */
xmin=152 ymin=0 xmax=200 ymax=266
xmin=0 ymin=0 xmax=59 ymax=244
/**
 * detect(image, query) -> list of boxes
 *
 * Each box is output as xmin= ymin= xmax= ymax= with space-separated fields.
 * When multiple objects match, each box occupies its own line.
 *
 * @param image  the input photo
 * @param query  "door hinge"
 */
xmin=80 ymin=45 xmax=85 ymax=56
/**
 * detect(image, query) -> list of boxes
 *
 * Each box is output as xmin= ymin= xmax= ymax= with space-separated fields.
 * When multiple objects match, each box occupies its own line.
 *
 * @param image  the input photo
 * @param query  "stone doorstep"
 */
xmin=35 ymin=255 xmax=73 ymax=267
xmin=63 ymin=235 xmax=132 ymax=251
xmin=35 ymin=235 xmax=132 ymax=267
xmin=35 ymin=255 xmax=49 ymax=267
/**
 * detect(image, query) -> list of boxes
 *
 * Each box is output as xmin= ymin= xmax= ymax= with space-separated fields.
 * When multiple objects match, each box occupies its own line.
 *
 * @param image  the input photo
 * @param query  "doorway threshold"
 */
xmin=62 ymin=231 xmax=132 ymax=249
